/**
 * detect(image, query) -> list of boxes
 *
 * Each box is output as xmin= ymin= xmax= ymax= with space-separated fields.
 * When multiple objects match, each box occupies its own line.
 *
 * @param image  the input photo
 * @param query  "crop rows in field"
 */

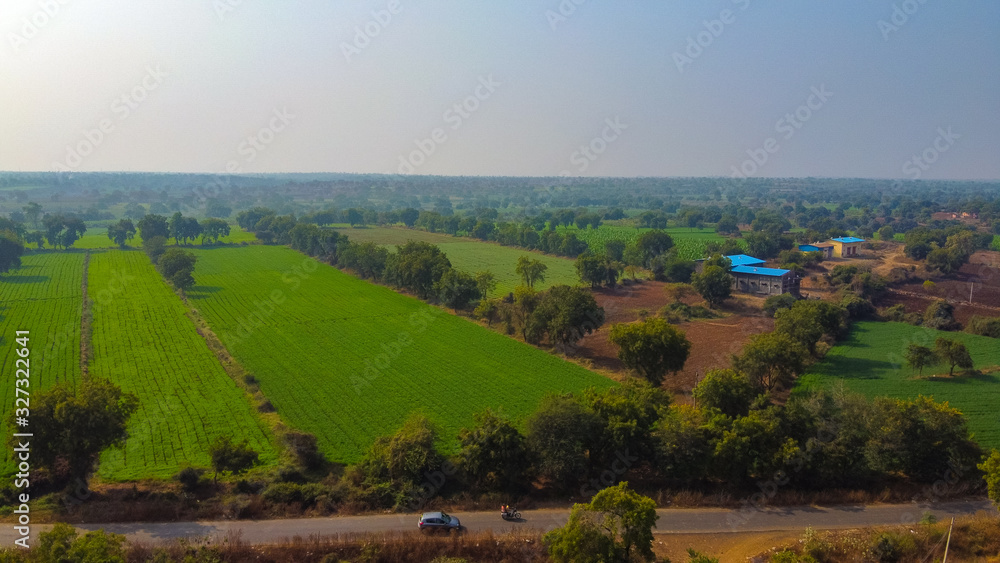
xmin=555 ymin=225 xmax=745 ymax=260
xmin=188 ymin=245 xmax=615 ymax=464
xmin=795 ymin=321 xmax=1000 ymax=450
xmin=0 ymin=253 xmax=85 ymax=474
xmin=88 ymin=251 xmax=277 ymax=480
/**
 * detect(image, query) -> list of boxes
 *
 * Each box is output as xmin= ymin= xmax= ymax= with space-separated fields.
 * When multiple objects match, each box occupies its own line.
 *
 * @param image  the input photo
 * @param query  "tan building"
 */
xmin=830 ymin=237 xmax=864 ymax=258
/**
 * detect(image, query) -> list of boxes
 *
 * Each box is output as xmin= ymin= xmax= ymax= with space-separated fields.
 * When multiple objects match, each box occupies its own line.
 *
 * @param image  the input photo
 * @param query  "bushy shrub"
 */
xmin=175 ymin=467 xmax=205 ymax=493
xmin=966 ymin=316 xmax=1000 ymax=338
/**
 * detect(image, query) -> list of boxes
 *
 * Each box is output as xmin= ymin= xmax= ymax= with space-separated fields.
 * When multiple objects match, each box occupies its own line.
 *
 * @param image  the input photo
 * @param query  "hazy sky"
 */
xmin=2 ymin=1 xmax=998 ymax=179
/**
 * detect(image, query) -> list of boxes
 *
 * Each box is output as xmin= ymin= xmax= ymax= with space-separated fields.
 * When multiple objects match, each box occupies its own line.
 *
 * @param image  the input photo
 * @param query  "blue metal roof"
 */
xmin=832 ymin=237 xmax=865 ymax=243
xmin=731 ymin=265 xmax=791 ymax=277
xmin=798 ymin=244 xmax=820 ymax=251
xmin=724 ymin=254 xmax=766 ymax=267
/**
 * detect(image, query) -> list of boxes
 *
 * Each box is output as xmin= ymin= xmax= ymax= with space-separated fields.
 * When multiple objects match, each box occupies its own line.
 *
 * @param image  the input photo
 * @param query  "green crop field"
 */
xmin=334 ymin=227 xmax=579 ymax=294
xmin=88 ymin=251 xmax=278 ymax=480
xmin=555 ymin=225 xmax=744 ymax=260
xmin=796 ymin=321 xmax=1000 ymax=450
xmin=188 ymin=245 xmax=615 ymax=464
xmin=44 ymin=225 xmax=256 ymax=250
xmin=0 ymin=253 xmax=85 ymax=474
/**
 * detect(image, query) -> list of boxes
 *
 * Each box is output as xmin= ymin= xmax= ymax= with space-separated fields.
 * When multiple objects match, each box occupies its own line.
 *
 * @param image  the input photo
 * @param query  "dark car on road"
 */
xmin=418 ymin=511 xmax=462 ymax=533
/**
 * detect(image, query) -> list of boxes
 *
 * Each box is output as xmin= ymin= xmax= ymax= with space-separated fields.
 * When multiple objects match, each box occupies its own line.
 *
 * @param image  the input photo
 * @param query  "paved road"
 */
xmin=3 ymin=501 xmax=994 ymax=546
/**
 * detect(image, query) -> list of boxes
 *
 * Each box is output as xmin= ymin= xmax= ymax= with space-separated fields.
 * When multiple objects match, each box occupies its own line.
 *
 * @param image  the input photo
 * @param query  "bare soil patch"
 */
xmin=573 ymin=282 xmax=773 ymax=397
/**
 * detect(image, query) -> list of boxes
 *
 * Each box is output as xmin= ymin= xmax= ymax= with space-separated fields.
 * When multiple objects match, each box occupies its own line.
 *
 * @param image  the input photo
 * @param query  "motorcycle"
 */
xmin=500 ymin=505 xmax=521 ymax=520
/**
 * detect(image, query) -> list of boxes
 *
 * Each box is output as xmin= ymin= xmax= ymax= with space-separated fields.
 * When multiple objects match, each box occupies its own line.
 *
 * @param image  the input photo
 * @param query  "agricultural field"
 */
xmin=188 ymin=245 xmax=615 ymax=464
xmin=88 ymin=251 xmax=278 ymax=480
xmin=795 ymin=321 xmax=1000 ymax=450
xmin=555 ymin=225 xmax=745 ymax=260
xmin=38 ymin=225 xmax=256 ymax=250
xmin=0 ymin=253 xmax=85 ymax=474
xmin=334 ymin=226 xmax=579 ymax=294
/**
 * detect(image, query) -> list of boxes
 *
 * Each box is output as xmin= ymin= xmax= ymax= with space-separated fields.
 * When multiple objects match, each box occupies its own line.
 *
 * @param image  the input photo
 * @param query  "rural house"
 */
xmin=798 ymin=242 xmax=834 ymax=260
xmin=729 ymin=265 xmax=797 ymax=296
xmin=830 ymin=236 xmax=864 ymax=257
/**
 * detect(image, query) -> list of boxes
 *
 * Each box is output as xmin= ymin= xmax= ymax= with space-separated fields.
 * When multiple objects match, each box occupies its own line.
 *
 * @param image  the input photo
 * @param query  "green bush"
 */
xmin=261 ymin=482 xmax=303 ymax=504
xmin=175 ymin=467 xmax=205 ymax=493
xmin=869 ymin=531 xmax=916 ymax=563
xmin=966 ymin=316 xmax=1000 ymax=338
xmin=763 ymin=294 xmax=797 ymax=317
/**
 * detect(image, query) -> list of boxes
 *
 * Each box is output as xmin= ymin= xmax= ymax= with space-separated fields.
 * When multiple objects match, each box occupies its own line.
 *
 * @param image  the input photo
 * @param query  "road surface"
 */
xmin=3 ymin=501 xmax=994 ymax=546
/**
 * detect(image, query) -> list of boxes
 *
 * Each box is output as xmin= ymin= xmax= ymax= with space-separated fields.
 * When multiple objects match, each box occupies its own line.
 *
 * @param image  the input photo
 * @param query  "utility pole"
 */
xmin=942 ymin=516 xmax=955 ymax=562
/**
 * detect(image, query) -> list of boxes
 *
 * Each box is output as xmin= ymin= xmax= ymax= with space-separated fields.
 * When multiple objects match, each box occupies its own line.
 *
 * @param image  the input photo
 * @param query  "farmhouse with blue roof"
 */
xmin=696 ymin=254 xmax=797 ymax=296
xmin=830 ymin=236 xmax=864 ymax=257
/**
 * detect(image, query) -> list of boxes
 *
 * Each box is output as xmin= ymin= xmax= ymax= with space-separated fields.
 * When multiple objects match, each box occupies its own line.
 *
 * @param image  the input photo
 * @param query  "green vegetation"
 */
xmin=188 ymin=245 xmax=614 ymax=463
xmin=334 ymin=226 xmax=578 ymax=294
xmin=556 ymin=225 xmax=739 ymax=260
xmin=796 ymin=321 xmax=1000 ymax=449
xmin=88 ymin=251 xmax=277 ymax=479
xmin=0 ymin=253 xmax=85 ymax=475
xmin=62 ymin=225 xmax=256 ymax=250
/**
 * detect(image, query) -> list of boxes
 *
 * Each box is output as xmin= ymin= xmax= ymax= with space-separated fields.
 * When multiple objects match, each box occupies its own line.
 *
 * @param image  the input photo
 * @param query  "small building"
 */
xmin=694 ymin=254 xmax=765 ymax=273
xmin=798 ymin=242 xmax=834 ymax=260
xmin=730 ymin=265 xmax=796 ymax=296
xmin=725 ymin=254 xmax=767 ymax=267
xmin=830 ymin=237 xmax=864 ymax=258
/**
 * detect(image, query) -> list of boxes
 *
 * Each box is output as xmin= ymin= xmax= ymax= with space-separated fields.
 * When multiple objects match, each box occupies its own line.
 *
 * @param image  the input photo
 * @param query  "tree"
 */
xmin=351 ymin=414 xmax=443 ymax=506
xmin=575 ymin=252 xmax=606 ymax=289
xmin=715 ymin=214 xmax=740 ymax=236
xmin=693 ymin=369 xmax=756 ymax=417
xmin=158 ymin=247 xmax=197 ymax=290
xmin=23 ymin=201 xmax=42 ymax=227
xmin=690 ymin=265 xmax=732 ymax=308
xmin=635 ymin=230 xmax=673 ymax=263
xmin=923 ymin=299 xmax=959 ymax=330
xmin=383 ymin=241 xmax=452 ymax=299
xmin=515 ymin=255 xmax=548 ymax=288
xmin=474 ymin=298 xmax=500 ymax=327
xmin=25 ymin=231 xmax=45 ymax=250
xmin=436 ymin=268 xmax=480 ymax=311
xmin=584 ymin=380 xmax=671 ymax=467
xmin=199 ymin=218 xmax=231 ymax=244
xmin=143 ymin=236 xmax=168 ymax=264
xmin=525 ymin=395 xmax=599 ymax=491
xmin=774 ymin=300 xmax=846 ymax=355
xmin=732 ymin=332 xmax=808 ymax=391
xmin=935 ymin=338 xmax=973 ymax=376
xmin=474 ymin=270 xmax=497 ymax=300
xmin=169 ymin=212 xmax=202 ymax=245
xmin=208 ymin=436 xmax=260 ymax=483
xmin=399 ymin=207 xmax=420 ymax=227
xmin=905 ymin=344 xmax=939 ymax=376
xmin=42 ymin=214 xmax=87 ymax=249
xmin=204 ymin=198 xmax=232 ymax=219
xmin=609 ymin=317 xmax=691 ymax=386
xmin=763 ymin=293 xmax=797 ymax=317
xmin=15 ymin=378 xmax=138 ymax=486
xmin=605 ymin=239 xmax=626 ymax=262
xmin=544 ymin=482 xmax=658 ymax=563
xmin=0 ymin=230 xmax=25 ymax=274
xmin=457 ymin=409 xmax=532 ymax=494
xmin=979 ymin=450 xmax=1000 ymax=510
xmin=534 ymin=285 xmax=605 ymax=350
xmin=137 ymin=213 xmax=169 ymax=241
xmin=106 ymin=218 xmax=136 ymax=249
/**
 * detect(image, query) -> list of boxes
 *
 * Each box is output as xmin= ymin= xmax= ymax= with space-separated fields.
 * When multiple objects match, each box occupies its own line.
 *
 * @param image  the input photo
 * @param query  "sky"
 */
xmin=1 ymin=1 xmax=998 ymax=179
